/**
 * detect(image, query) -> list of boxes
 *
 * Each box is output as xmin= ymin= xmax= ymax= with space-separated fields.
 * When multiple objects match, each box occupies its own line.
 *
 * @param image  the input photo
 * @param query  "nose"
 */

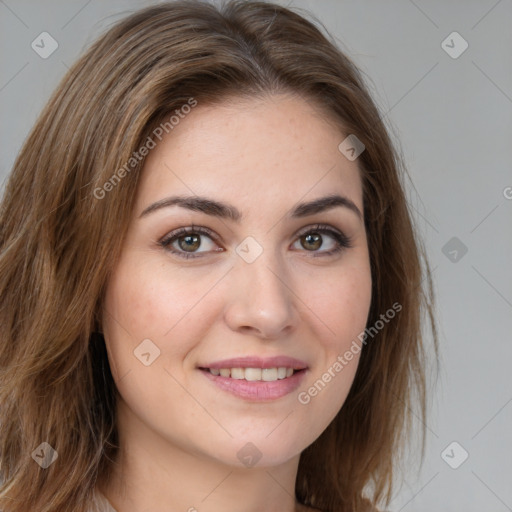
xmin=223 ymin=248 xmax=299 ymax=340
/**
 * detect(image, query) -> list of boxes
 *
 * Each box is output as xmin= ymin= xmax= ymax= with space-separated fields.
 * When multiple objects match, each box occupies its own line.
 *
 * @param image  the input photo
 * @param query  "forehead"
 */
xmin=135 ymin=94 xmax=364 ymax=216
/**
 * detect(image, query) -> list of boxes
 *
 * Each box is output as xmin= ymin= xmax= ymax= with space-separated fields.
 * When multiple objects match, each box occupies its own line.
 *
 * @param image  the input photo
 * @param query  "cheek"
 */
xmin=101 ymin=254 xmax=221 ymax=374
xmin=100 ymin=256 xmax=215 ymax=440
xmin=295 ymin=259 xmax=371 ymax=416
xmin=306 ymin=260 xmax=372 ymax=353
xmin=103 ymin=255 xmax=192 ymax=335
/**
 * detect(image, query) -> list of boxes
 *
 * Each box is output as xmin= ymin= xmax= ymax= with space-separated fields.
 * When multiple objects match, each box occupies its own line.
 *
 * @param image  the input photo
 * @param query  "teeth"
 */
xmin=231 ymin=368 xmax=245 ymax=379
xmin=262 ymin=368 xmax=277 ymax=381
xmin=245 ymin=368 xmax=261 ymax=381
xmin=208 ymin=367 xmax=297 ymax=381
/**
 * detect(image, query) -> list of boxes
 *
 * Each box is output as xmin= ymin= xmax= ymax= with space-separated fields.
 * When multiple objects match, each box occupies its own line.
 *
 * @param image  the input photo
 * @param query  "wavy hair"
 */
xmin=0 ymin=1 xmax=438 ymax=511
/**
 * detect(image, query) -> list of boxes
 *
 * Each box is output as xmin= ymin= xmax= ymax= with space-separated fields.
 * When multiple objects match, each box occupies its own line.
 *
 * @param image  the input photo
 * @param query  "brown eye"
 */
xmin=159 ymin=226 xmax=221 ymax=259
xmin=292 ymin=224 xmax=353 ymax=257
xmin=300 ymin=232 xmax=323 ymax=251
xmin=177 ymin=233 xmax=201 ymax=252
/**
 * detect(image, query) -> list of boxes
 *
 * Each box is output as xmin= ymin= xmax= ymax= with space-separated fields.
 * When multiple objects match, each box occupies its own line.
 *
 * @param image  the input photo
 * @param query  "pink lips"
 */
xmin=198 ymin=356 xmax=309 ymax=402
xmin=200 ymin=356 xmax=308 ymax=370
xmin=200 ymin=368 xmax=307 ymax=401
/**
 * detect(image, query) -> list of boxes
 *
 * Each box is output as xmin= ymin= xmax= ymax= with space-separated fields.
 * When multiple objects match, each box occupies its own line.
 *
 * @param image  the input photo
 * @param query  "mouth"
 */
xmin=198 ymin=366 xmax=305 ymax=381
xmin=197 ymin=356 xmax=308 ymax=401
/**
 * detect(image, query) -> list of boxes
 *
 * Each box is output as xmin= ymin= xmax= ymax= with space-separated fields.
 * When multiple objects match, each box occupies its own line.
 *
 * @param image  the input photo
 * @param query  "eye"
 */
xmin=291 ymin=223 xmax=353 ymax=257
xmin=159 ymin=223 xmax=353 ymax=260
xmin=159 ymin=225 xmax=222 ymax=260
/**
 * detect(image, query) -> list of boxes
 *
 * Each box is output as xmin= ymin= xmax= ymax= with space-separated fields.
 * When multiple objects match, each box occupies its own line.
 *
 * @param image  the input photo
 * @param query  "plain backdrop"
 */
xmin=1 ymin=1 xmax=511 ymax=511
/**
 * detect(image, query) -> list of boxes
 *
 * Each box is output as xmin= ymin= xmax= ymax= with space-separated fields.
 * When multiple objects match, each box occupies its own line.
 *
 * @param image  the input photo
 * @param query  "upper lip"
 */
xmin=199 ymin=356 xmax=308 ymax=370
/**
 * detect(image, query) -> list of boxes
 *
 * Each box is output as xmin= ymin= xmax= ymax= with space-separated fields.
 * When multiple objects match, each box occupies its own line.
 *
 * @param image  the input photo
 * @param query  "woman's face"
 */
xmin=102 ymin=93 xmax=372 ymax=468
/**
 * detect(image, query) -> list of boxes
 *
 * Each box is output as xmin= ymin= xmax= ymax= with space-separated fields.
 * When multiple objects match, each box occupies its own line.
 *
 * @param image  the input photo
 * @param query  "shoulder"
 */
xmin=296 ymin=500 xmax=388 ymax=512
xmin=89 ymin=488 xmax=118 ymax=512
xmin=297 ymin=507 xmax=388 ymax=512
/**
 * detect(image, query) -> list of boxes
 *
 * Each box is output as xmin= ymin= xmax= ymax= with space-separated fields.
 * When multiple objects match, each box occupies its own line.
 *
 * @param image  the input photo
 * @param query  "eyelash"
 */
xmin=159 ymin=224 xmax=352 ymax=259
xmin=158 ymin=223 xmax=353 ymax=260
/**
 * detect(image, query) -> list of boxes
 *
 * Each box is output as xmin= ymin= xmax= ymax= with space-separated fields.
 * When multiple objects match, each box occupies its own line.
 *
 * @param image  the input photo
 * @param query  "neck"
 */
xmin=99 ymin=399 xmax=306 ymax=512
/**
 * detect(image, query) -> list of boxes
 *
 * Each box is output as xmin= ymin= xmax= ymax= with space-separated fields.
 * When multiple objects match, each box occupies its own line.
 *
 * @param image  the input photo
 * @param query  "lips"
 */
xmin=199 ymin=356 xmax=308 ymax=371
xmin=205 ymin=367 xmax=295 ymax=381
xmin=197 ymin=356 xmax=309 ymax=401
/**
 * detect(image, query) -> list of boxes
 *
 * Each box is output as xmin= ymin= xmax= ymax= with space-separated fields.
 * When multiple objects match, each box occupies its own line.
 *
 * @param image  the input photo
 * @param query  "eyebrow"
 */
xmin=139 ymin=193 xmax=363 ymax=221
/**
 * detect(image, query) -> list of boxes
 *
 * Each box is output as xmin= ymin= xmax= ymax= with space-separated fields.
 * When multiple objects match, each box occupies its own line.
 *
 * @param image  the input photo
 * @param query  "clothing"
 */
xmin=89 ymin=489 xmax=387 ymax=512
xmin=90 ymin=488 xmax=118 ymax=512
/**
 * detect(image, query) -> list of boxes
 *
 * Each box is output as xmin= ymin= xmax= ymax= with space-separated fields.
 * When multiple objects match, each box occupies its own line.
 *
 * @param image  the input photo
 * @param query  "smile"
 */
xmin=198 ymin=367 xmax=307 ymax=401
xmin=204 ymin=367 xmax=296 ymax=381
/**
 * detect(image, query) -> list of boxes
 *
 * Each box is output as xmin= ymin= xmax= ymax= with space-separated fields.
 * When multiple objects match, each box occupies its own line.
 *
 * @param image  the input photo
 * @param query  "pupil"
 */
xmin=303 ymin=233 xmax=321 ymax=250
xmin=180 ymin=234 xmax=200 ymax=251
xmin=177 ymin=233 xmax=323 ymax=253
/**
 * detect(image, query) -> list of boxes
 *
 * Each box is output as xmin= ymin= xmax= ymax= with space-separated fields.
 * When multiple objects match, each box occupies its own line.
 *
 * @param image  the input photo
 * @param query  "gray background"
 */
xmin=1 ymin=1 xmax=511 ymax=510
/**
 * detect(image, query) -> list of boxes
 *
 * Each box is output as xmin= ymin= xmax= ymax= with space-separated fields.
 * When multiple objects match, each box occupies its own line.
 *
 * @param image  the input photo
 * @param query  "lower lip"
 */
xmin=199 ymin=368 xmax=307 ymax=401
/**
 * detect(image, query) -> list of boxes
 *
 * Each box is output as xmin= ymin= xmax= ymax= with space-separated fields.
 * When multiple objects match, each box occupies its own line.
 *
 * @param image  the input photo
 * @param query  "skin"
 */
xmin=99 ymin=93 xmax=372 ymax=512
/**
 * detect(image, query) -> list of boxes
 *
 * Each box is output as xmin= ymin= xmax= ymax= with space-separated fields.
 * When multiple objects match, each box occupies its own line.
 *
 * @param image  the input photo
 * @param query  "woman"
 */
xmin=0 ymin=1 xmax=438 ymax=511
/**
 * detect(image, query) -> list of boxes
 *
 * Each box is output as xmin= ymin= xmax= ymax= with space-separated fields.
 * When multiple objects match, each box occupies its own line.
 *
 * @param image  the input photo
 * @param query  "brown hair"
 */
xmin=0 ymin=1 xmax=438 ymax=511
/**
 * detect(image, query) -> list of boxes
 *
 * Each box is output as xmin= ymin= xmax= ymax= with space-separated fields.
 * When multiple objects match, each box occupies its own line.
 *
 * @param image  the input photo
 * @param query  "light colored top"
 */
xmin=89 ymin=489 xmax=387 ymax=512
xmin=90 ymin=488 xmax=118 ymax=512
